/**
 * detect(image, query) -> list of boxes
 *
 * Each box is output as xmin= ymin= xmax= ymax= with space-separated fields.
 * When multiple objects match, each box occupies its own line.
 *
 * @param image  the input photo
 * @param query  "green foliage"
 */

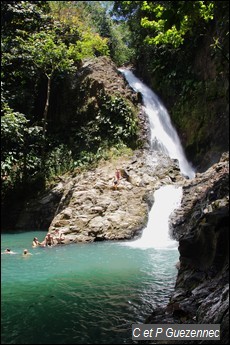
xmin=1 ymin=1 xmax=110 ymax=123
xmin=108 ymin=21 xmax=135 ymax=65
xmin=67 ymin=1 xmax=134 ymax=65
xmin=1 ymin=101 xmax=43 ymax=198
xmin=98 ymin=94 xmax=137 ymax=139
xmin=74 ymin=31 xmax=109 ymax=60
xmin=21 ymin=31 xmax=75 ymax=78
xmin=48 ymin=1 xmax=110 ymax=60
xmin=73 ymin=92 xmax=138 ymax=154
xmin=114 ymin=1 xmax=214 ymax=48
xmin=112 ymin=1 xmax=227 ymax=103
xmin=45 ymin=144 xmax=75 ymax=178
xmin=45 ymin=141 xmax=133 ymax=182
xmin=15 ymin=12 xmax=109 ymax=136
xmin=113 ymin=0 xmax=229 ymax=172
xmin=1 ymin=1 xmax=51 ymax=115
xmin=1 ymin=107 xmax=29 ymax=150
xmin=69 ymin=142 xmax=133 ymax=171
xmin=1 ymin=1 xmax=49 ymax=38
xmin=1 ymin=0 xmax=229 ymax=216
xmin=1 ymin=1 xmax=134 ymax=206
xmin=140 ymin=1 xmax=214 ymax=47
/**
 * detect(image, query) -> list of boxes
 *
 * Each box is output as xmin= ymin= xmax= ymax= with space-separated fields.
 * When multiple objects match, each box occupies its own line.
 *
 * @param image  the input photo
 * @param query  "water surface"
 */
xmin=1 ymin=231 xmax=179 ymax=344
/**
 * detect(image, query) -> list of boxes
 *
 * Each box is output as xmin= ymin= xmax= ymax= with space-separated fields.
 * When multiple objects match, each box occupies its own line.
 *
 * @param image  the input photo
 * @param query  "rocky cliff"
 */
xmin=49 ymin=56 xmax=149 ymax=153
xmin=16 ymin=149 xmax=184 ymax=241
xmin=145 ymin=152 xmax=229 ymax=344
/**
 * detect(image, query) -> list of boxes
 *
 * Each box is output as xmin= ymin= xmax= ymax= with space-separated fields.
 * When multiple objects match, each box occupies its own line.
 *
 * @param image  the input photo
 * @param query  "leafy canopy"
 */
xmin=21 ymin=31 xmax=75 ymax=78
xmin=113 ymin=1 xmax=215 ymax=48
xmin=141 ymin=1 xmax=214 ymax=47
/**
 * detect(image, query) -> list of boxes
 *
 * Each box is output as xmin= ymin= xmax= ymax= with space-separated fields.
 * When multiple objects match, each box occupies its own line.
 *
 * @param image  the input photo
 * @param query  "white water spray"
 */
xmin=119 ymin=69 xmax=195 ymax=179
xmin=123 ymin=185 xmax=182 ymax=249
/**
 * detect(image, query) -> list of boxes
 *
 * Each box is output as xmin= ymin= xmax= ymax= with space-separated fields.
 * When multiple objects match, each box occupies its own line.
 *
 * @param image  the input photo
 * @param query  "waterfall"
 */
xmin=118 ymin=68 xmax=195 ymax=249
xmin=123 ymin=185 xmax=182 ymax=249
xmin=119 ymin=68 xmax=195 ymax=179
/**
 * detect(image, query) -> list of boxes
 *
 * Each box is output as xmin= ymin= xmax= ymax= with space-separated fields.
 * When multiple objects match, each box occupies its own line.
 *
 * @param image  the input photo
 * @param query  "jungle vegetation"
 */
xmin=1 ymin=1 xmax=229 ymax=207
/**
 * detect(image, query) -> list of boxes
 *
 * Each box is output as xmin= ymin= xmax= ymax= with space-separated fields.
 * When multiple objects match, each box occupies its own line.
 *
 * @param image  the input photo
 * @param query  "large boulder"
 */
xmin=47 ymin=150 xmax=184 ymax=244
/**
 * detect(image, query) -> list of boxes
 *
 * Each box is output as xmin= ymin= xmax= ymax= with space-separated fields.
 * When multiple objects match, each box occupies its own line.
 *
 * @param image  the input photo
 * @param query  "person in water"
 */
xmin=23 ymin=249 xmax=32 ymax=256
xmin=32 ymin=237 xmax=43 ymax=248
xmin=2 ymin=248 xmax=17 ymax=254
xmin=45 ymin=233 xmax=54 ymax=246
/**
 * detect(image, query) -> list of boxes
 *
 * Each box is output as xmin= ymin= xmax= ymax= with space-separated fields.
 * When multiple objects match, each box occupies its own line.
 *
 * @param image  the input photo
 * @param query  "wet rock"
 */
xmin=145 ymin=152 xmax=229 ymax=344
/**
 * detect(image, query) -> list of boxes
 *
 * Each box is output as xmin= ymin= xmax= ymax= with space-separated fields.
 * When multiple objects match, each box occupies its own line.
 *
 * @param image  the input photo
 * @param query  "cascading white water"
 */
xmin=119 ymin=68 xmax=195 ymax=179
xmin=124 ymin=185 xmax=182 ymax=249
xmin=118 ymin=68 xmax=195 ymax=249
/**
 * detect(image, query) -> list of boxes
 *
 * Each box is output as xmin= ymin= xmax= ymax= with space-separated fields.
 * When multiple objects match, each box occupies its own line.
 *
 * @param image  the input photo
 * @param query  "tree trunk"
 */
xmin=43 ymin=76 xmax=51 ymax=136
xmin=41 ymin=75 xmax=51 ymax=172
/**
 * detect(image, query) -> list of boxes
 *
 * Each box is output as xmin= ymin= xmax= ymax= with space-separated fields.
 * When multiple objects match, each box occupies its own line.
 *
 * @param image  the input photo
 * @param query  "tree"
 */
xmin=140 ymin=1 xmax=215 ymax=47
xmin=85 ymin=1 xmax=134 ymax=65
xmin=1 ymin=1 xmax=51 ymax=115
xmin=49 ymin=0 xmax=133 ymax=66
xmin=21 ymin=27 xmax=109 ymax=135
xmin=21 ymin=31 xmax=75 ymax=135
xmin=1 ymin=98 xmax=43 ymax=196
xmin=112 ymin=1 xmax=215 ymax=49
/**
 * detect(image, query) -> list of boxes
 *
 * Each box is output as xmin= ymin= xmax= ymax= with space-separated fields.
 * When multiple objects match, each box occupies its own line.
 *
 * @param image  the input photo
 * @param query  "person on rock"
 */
xmin=113 ymin=168 xmax=121 ymax=190
xmin=53 ymin=229 xmax=65 ymax=244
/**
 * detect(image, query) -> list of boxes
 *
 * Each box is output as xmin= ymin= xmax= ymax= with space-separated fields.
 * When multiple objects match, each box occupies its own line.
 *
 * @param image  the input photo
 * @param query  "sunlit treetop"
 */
xmin=113 ymin=1 xmax=215 ymax=48
xmin=141 ymin=1 xmax=214 ymax=47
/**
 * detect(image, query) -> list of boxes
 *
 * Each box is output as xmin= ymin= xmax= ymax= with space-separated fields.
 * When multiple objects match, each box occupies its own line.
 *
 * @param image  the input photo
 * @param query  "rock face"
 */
xmin=74 ymin=57 xmax=151 ymax=149
xmin=15 ymin=150 xmax=184 ymax=241
xmin=45 ymin=150 xmax=184 ymax=244
xmin=146 ymin=152 xmax=229 ymax=344
xmin=49 ymin=56 xmax=150 ymax=153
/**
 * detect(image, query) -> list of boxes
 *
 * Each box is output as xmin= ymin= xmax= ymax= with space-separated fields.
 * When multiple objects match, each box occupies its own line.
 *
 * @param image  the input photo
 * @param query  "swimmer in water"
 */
xmin=22 ymin=249 xmax=32 ymax=256
xmin=1 ymin=248 xmax=17 ymax=255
